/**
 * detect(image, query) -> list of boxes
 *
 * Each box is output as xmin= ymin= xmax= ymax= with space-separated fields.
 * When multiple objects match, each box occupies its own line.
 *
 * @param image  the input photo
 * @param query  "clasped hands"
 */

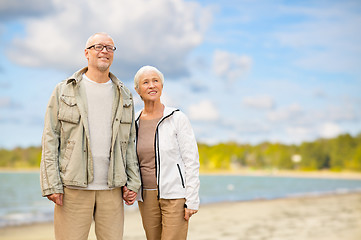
xmin=46 ymin=186 xmax=137 ymax=206
xmin=46 ymin=187 xmax=195 ymax=220
xmin=122 ymin=186 xmax=137 ymax=205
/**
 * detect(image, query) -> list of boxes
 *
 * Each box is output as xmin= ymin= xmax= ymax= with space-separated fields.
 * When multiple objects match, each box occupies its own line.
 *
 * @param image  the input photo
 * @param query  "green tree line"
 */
xmin=199 ymin=133 xmax=361 ymax=172
xmin=0 ymin=133 xmax=360 ymax=171
xmin=0 ymin=146 xmax=41 ymax=168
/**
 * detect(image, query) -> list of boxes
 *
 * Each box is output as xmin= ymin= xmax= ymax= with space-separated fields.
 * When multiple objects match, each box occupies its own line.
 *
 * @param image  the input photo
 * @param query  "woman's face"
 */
xmin=137 ymin=70 xmax=163 ymax=102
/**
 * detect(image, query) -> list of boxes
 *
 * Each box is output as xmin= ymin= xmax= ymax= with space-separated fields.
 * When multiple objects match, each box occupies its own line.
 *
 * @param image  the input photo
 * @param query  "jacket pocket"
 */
xmin=61 ymin=140 xmax=75 ymax=172
xmin=177 ymin=164 xmax=185 ymax=188
xmin=58 ymin=95 xmax=80 ymax=124
xmin=120 ymin=99 xmax=132 ymax=123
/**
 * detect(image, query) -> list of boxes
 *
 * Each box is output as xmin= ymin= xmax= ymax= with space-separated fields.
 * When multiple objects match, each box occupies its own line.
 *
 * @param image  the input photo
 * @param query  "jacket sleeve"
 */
xmin=176 ymin=112 xmax=200 ymax=210
xmin=125 ymin=96 xmax=141 ymax=193
xmin=40 ymin=84 xmax=64 ymax=197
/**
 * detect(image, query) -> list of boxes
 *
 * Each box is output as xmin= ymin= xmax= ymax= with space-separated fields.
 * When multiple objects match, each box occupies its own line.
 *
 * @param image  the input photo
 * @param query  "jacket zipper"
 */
xmin=135 ymin=109 xmax=180 ymax=200
xmin=177 ymin=164 xmax=185 ymax=188
xmin=153 ymin=109 xmax=179 ymax=199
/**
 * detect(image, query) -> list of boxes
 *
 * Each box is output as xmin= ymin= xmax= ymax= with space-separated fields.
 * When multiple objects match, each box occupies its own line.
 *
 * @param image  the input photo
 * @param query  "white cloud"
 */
xmin=319 ymin=122 xmax=342 ymax=139
xmin=274 ymin=2 xmax=361 ymax=73
xmin=132 ymin=94 xmax=143 ymax=113
xmin=326 ymin=105 xmax=358 ymax=122
xmin=0 ymin=0 xmax=54 ymax=20
xmin=267 ymin=104 xmax=302 ymax=122
xmin=213 ymin=50 xmax=252 ymax=82
xmin=0 ymin=97 xmax=11 ymax=108
xmin=308 ymin=103 xmax=359 ymax=124
xmin=243 ymin=95 xmax=274 ymax=109
xmin=6 ymin=0 xmax=212 ymax=78
xmin=0 ymin=97 xmax=21 ymax=109
xmin=283 ymin=122 xmax=342 ymax=143
xmin=188 ymin=100 xmax=219 ymax=121
xmin=286 ymin=126 xmax=313 ymax=142
xmin=160 ymin=92 xmax=178 ymax=108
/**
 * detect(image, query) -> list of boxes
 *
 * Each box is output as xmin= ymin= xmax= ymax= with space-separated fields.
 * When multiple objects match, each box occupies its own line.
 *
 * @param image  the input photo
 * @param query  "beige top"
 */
xmin=137 ymin=117 xmax=161 ymax=189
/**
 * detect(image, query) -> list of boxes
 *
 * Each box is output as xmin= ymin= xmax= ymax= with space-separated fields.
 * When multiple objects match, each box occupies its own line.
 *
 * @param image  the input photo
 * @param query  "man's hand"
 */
xmin=122 ymin=186 xmax=137 ymax=205
xmin=184 ymin=208 xmax=198 ymax=221
xmin=47 ymin=193 xmax=64 ymax=206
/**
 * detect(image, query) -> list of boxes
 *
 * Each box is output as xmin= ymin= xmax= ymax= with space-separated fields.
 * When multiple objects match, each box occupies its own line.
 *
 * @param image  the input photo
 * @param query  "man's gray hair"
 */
xmin=134 ymin=66 xmax=164 ymax=91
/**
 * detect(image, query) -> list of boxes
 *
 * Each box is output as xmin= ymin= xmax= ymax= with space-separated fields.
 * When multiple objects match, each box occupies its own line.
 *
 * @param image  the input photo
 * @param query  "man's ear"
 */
xmin=84 ymin=49 xmax=89 ymax=60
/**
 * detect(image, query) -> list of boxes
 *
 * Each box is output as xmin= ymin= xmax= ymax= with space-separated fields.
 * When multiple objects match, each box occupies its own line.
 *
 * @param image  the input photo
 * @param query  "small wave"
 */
xmin=0 ymin=204 xmax=141 ymax=228
xmin=0 ymin=211 xmax=53 ymax=228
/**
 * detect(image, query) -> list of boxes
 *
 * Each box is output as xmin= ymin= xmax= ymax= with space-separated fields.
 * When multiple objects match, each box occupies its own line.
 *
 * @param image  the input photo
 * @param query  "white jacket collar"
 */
xmin=135 ymin=106 xmax=179 ymax=123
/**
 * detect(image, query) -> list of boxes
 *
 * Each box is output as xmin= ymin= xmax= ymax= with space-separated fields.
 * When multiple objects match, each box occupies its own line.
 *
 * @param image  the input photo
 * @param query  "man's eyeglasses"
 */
xmin=87 ymin=44 xmax=116 ymax=53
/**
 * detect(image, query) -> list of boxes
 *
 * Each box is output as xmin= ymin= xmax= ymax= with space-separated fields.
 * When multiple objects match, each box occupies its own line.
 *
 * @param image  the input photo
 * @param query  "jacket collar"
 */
xmin=65 ymin=67 xmax=125 ymax=91
xmin=135 ymin=106 xmax=179 ymax=123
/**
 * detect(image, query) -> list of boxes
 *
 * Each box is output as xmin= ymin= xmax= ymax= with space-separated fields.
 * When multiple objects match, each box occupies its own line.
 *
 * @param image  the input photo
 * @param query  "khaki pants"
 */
xmin=138 ymin=190 xmax=188 ymax=240
xmin=54 ymin=187 xmax=124 ymax=240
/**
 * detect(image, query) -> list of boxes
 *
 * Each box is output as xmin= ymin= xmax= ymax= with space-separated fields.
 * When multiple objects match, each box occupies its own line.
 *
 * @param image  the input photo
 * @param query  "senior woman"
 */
xmin=130 ymin=65 xmax=200 ymax=240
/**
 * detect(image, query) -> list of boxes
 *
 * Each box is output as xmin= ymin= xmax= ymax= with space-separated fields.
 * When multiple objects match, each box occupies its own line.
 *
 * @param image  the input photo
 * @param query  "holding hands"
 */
xmin=47 ymin=187 xmax=137 ymax=206
xmin=122 ymin=186 xmax=137 ymax=205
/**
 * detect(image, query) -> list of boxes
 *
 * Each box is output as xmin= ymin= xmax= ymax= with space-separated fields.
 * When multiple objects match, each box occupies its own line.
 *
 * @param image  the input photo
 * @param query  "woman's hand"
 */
xmin=122 ymin=186 xmax=137 ymax=205
xmin=184 ymin=208 xmax=198 ymax=221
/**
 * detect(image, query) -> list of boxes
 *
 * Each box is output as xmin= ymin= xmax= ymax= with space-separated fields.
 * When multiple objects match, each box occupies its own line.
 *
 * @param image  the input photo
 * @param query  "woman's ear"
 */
xmin=135 ymin=87 xmax=143 ymax=100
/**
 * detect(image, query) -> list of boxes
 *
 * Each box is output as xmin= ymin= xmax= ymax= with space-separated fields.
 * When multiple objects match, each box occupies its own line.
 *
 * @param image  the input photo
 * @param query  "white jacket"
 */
xmin=135 ymin=106 xmax=200 ymax=210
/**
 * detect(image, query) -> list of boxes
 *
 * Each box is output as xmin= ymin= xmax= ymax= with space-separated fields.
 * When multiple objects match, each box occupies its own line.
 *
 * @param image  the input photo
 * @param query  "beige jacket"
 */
xmin=40 ymin=67 xmax=141 ymax=196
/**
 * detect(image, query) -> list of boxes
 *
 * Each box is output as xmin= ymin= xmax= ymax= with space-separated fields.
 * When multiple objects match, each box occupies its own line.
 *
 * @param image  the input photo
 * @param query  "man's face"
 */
xmin=85 ymin=34 xmax=115 ymax=72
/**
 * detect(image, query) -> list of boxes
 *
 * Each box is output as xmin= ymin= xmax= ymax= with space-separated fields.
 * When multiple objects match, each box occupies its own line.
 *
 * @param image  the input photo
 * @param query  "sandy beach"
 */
xmin=0 ymin=192 xmax=360 ymax=240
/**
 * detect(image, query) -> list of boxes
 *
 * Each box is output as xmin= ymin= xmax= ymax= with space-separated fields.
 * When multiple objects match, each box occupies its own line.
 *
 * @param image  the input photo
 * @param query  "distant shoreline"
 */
xmin=2 ymin=168 xmax=361 ymax=180
xmin=0 ymin=168 xmax=39 ymax=173
xmin=200 ymin=169 xmax=361 ymax=179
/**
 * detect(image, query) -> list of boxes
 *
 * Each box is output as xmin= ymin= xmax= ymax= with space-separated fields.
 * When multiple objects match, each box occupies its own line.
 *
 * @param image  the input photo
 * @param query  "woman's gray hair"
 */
xmin=134 ymin=66 xmax=164 ymax=91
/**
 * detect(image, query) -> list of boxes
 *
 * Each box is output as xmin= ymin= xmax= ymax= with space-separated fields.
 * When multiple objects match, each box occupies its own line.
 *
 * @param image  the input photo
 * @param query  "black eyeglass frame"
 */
xmin=87 ymin=44 xmax=116 ymax=52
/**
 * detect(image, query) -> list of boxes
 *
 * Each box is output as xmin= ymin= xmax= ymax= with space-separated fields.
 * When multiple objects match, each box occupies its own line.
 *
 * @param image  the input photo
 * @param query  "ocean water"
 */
xmin=199 ymin=174 xmax=361 ymax=203
xmin=1 ymin=172 xmax=361 ymax=227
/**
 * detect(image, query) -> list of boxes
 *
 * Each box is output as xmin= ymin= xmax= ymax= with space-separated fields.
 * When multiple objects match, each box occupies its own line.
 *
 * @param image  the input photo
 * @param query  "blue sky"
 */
xmin=0 ymin=0 xmax=360 ymax=149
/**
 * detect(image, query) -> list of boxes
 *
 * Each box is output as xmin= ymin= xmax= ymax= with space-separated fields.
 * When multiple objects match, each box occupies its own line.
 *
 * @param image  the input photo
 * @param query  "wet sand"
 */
xmin=0 ymin=192 xmax=360 ymax=240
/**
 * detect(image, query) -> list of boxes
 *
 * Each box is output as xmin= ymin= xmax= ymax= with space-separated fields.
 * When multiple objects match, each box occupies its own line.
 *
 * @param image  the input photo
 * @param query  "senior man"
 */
xmin=40 ymin=32 xmax=140 ymax=240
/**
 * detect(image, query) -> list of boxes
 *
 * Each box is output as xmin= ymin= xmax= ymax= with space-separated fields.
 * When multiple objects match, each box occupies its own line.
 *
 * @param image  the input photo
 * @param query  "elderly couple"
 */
xmin=40 ymin=32 xmax=200 ymax=240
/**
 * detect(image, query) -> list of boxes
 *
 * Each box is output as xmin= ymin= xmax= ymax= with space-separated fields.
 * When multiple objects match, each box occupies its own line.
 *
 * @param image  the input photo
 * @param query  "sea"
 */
xmin=1 ymin=172 xmax=361 ymax=228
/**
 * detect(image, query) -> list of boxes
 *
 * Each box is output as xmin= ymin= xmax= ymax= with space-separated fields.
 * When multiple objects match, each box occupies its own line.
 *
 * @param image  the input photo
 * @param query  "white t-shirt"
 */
xmin=82 ymin=74 xmax=114 ymax=190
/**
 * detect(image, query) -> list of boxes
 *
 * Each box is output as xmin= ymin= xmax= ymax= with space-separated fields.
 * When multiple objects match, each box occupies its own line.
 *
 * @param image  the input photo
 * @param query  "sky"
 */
xmin=0 ymin=0 xmax=360 ymax=149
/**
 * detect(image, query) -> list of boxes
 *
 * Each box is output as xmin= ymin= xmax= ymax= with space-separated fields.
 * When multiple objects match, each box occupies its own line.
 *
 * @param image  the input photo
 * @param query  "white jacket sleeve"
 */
xmin=176 ymin=112 xmax=200 ymax=210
